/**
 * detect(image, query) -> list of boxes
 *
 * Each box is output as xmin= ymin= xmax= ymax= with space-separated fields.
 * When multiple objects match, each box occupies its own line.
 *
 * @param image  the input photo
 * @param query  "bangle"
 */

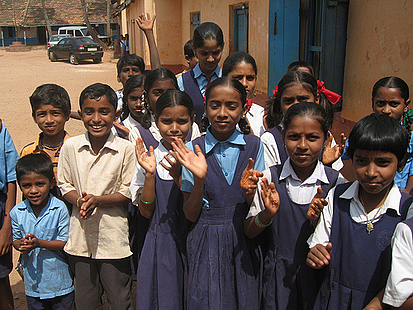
xmin=76 ymin=197 xmax=82 ymax=207
xmin=254 ymin=212 xmax=273 ymax=228
xmin=139 ymin=195 xmax=155 ymax=205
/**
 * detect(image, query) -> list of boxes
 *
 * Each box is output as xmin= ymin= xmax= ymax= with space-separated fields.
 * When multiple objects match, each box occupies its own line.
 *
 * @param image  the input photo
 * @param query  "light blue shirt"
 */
xmin=10 ymin=195 xmax=73 ymax=299
xmin=177 ymin=63 xmax=222 ymax=97
xmin=394 ymin=131 xmax=413 ymax=190
xmin=181 ymin=128 xmax=265 ymax=208
xmin=0 ymin=124 xmax=19 ymax=193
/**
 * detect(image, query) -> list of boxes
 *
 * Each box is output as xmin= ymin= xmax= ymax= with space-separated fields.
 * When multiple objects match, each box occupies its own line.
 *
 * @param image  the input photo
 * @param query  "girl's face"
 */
xmin=127 ymin=87 xmax=145 ymax=121
xmin=227 ymin=61 xmax=257 ymax=99
xmin=281 ymin=83 xmax=317 ymax=116
xmin=352 ymin=149 xmax=398 ymax=200
xmin=283 ymin=116 xmax=327 ymax=181
xmin=205 ymin=85 xmax=247 ymax=141
xmin=148 ymin=79 xmax=176 ymax=113
xmin=194 ymin=39 xmax=223 ymax=76
xmin=372 ymin=87 xmax=409 ymax=122
xmin=155 ymin=105 xmax=192 ymax=150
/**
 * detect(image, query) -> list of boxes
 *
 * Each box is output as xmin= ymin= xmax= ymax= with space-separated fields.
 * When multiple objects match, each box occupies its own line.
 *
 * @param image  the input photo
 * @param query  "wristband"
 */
xmin=254 ymin=212 xmax=273 ymax=228
xmin=76 ymin=197 xmax=82 ymax=207
xmin=139 ymin=195 xmax=156 ymax=205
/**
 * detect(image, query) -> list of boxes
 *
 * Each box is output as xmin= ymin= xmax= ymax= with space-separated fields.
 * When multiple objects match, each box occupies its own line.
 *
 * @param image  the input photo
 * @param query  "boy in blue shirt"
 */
xmin=10 ymin=154 xmax=74 ymax=310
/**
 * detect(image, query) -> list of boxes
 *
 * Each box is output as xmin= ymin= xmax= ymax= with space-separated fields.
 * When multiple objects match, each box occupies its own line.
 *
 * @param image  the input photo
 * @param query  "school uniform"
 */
xmin=393 ymin=131 xmax=413 ymax=190
xmin=382 ymin=217 xmax=413 ymax=307
xmin=130 ymin=142 xmax=190 ymax=309
xmin=248 ymin=159 xmax=344 ymax=309
xmin=246 ymin=103 xmax=266 ymax=137
xmin=177 ymin=63 xmax=222 ymax=125
xmin=181 ymin=128 xmax=265 ymax=309
xmin=308 ymin=181 xmax=413 ymax=309
xmin=0 ymin=124 xmax=18 ymax=278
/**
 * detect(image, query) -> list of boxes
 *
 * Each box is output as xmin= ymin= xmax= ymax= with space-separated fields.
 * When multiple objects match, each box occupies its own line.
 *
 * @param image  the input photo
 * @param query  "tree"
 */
xmin=42 ymin=0 xmax=52 ymax=39
xmin=79 ymin=0 xmax=107 ymax=48
xmin=106 ymin=0 xmax=111 ymax=39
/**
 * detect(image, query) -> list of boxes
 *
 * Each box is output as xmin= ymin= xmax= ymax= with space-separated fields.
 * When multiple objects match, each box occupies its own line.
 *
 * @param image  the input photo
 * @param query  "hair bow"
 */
xmin=317 ymin=80 xmax=341 ymax=105
xmin=272 ymin=86 xmax=278 ymax=97
xmin=246 ymin=98 xmax=253 ymax=110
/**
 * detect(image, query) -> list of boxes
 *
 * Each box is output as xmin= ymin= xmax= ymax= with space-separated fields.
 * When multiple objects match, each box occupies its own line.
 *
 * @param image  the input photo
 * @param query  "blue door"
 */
xmin=233 ymin=4 xmax=249 ymax=53
xmin=267 ymin=0 xmax=300 ymax=96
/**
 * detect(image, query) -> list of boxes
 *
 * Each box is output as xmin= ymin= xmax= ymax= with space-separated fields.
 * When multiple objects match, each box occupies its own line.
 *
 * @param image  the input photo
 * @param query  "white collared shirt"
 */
xmin=247 ymin=159 xmax=345 ymax=218
xmin=246 ymin=103 xmax=265 ymax=137
xmin=129 ymin=142 xmax=175 ymax=205
xmin=383 ymin=221 xmax=413 ymax=307
xmin=308 ymin=181 xmax=413 ymax=247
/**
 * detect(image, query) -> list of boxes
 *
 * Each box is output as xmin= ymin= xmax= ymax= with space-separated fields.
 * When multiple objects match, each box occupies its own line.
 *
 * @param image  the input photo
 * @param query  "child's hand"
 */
xmin=19 ymin=234 xmax=39 ymax=254
xmin=240 ymin=158 xmax=264 ymax=197
xmin=306 ymin=242 xmax=332 ymax=269
xmin=322 ymin=132 xmax=347 ymax=166
xmin=136 ymin=12 xmax=156 ymax=31
xmin=307 ymin=187 xmax=327 ymax=226
xmin=172 ymin=139 xmax=207 ymax=181
xmin=79 ymin=192 xmax=100 ymax=219
xmin=260 ymin=178 xmax=280 ymax=217
xmin=160 ymin=151 xmax=182 ymax=181
xmin=136 ymin=138 xmax=156 ymax=176
xmin=113 ymin=121 xmax=130 ymax=140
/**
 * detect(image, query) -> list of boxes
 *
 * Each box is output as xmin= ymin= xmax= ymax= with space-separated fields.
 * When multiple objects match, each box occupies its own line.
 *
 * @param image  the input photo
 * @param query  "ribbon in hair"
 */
xmin=317 ymin=80 xmax=341 ymax=105
xmin=246 ymin=99 xmax=253 ymax=110
xmin=272 ymin=86 xmax=278 ymax=97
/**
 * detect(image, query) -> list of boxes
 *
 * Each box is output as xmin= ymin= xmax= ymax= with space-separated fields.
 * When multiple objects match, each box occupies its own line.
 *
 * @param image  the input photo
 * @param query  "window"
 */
xmin=190 ymin=12 xmax=200 ymax=35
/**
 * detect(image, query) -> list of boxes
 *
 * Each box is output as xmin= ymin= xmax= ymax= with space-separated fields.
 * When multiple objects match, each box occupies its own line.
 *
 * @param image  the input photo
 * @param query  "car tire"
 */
xmin=49 ymin=52 xmax=57 ymax=62
xmin=69 ymin=54 xmax=78 ymax=65
xmin=93 ymin=58 xmax=102 ymax=63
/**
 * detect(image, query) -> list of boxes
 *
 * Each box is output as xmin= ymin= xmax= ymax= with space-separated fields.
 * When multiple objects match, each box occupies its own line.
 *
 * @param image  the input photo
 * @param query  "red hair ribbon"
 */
xmin=317 ymin=80 xmax=341 ymax=105
xmin=272 ymin=86 xmax=278 ymax=97
xmin=246 ymin=98 xmax=253 ymax=110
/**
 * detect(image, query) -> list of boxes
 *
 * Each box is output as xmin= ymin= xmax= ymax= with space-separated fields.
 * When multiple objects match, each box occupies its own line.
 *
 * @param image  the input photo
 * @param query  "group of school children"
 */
xmin=0 ymin=17 xmax=412 ymax=310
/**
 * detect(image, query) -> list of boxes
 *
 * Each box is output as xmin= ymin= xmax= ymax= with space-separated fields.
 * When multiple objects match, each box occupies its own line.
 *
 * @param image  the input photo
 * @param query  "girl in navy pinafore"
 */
xmin=129 ymin=90 xmax=195 ymax=309
xmin=174 ymin=77 xmax=265 ymax=309
xmin=244 ymin=102 xmax=344 ymax=309
xmin=307 ymin=113 xmax=413 ymax=309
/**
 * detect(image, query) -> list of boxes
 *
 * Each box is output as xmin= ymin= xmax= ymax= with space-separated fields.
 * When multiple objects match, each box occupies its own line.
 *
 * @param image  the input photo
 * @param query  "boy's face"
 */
xmin=117 ymin=65 xmax=141 ymax=87
xmin=19 ymin=173 xmax=53 ymax=209
xmin=185 ymin=55 xmax=199 ymax=70
xmin=33 ymin=104 xmax=69 ymax=138
xmin=79 ymin=95 xmax=118 ymax=143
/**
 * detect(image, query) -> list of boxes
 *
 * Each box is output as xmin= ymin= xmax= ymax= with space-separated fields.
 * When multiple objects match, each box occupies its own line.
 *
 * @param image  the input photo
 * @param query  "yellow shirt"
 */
xmin=57 ymin=131 xmax=136 ymax=259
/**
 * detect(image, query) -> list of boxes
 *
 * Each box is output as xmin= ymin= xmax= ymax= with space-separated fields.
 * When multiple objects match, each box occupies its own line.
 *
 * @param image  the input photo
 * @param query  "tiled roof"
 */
xmin=0 ymin=0 xmax=116 ymax=26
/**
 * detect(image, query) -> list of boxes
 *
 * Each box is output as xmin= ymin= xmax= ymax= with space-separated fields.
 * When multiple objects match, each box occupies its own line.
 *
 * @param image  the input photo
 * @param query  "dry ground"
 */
xmin=0 ymin=46 xmax=134 ymax=309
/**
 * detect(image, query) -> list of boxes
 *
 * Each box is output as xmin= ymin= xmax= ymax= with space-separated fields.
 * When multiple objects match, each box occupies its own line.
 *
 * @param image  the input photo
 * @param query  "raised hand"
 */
xmin=112 ymin=121 xmax=130 ymax=140
xmin=240 ymin=158 xmax=264 ymax=197
xmin=260 ymin=178 xmax=280 ymax=217
xmin=135 ymin=138 xmax=156 ymax=176
xmin=136 ymin=12 xmax=156 ymax=31
xmin=307 ymin=187 xmax=327 ymax=226
xmin=322 ymin=132 xmax=347 ymax=166
xmin=307 ymin=242 xmax=332 ymax=269
xmin=172 ymin=139 xmax=207 ymax=180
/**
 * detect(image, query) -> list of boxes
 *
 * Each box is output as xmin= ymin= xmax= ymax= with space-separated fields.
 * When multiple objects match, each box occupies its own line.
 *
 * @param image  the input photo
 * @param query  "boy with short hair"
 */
xmin=10 ymin=153 xmax=74 ymax=310
xmin=21 ymin=83 xmax=71 ymax=196
xmin=58 ymin=83 xmax=136 ymax=310
xmin=176 ymin=39 xmax=199 ymax=78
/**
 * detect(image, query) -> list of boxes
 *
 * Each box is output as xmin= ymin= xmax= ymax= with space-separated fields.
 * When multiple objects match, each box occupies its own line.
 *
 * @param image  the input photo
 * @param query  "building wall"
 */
xmin=341 ymin=0 xmax=413 ymax=122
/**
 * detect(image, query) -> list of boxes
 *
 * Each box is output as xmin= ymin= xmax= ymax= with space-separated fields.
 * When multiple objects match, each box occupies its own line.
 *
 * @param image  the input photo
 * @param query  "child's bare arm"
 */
xmin=307 ymin=187 xmax=328 ymax=226
xmin=306 ymin=242 xmax=332 ymax=269
xmin=240 ymin=158 xmax=263 ymax=205
xmin=0 ymin=181 xmax=16 ymax=256
xmin=79 ymin=192 xmax=130 ymax=219
xmin=135 ymin=138 xmax=156 ymax=218
xmin=363 ymin=290 xmax=386 ymax=310
xmin=172 ymin=139 xmax=207 ymax=222
xmin=136 ymin=13 xmax=161 ymax=70
xmin=244 ymin=178 xmax=279 ymax=239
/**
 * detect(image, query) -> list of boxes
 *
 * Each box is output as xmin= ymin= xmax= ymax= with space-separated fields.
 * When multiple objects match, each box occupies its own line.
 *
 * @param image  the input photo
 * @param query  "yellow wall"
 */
xmin=124 ymin=0 xmax=269 ymax=94
xmin=341 ymin=0 xmax=413 ymax=122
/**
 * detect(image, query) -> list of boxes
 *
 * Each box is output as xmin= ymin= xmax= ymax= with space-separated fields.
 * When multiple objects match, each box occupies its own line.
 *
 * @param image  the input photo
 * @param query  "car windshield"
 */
xmin=77 ymin=38 xmax=95 ymax=44
xmin=50 ymin=36 xmax=62 ymax=42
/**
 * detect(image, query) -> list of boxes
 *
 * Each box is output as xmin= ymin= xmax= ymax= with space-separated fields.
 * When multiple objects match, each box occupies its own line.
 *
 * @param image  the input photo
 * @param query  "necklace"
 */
xmin=359 ymin=194 xmax=384 ymax=234
xmin=42 ymin=141 xmax=62 ymax=151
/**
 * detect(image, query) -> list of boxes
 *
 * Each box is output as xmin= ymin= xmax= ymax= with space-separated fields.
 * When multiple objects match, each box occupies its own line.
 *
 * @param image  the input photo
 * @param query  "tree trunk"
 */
xmin=79 ymin=0 xmax=108 ymax=48
xmin=106 ymin=0 xmax=111 ymax=39
xmin=42 ymin=0 xmax=52 ymax=39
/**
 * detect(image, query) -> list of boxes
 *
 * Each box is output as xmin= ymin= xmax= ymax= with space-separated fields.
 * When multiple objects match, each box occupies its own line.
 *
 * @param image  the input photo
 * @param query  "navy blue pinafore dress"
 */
xmin=262 ymin=164 xmax=338 ymax=310
xmin=136 ymin=169 xmax=190 ymax=309
xmin=314 ymin=182 xmax=413 ymax=309
xmin=182 ymin=70 xmax=205 ymax=126
xmin=186 ymin=134 xmax=261 ymax=309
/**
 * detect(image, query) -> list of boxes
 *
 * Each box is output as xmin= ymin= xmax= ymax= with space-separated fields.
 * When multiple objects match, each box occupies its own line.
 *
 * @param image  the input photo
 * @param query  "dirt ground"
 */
xmin=0 ymin=46 xmax=133 ymax=309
